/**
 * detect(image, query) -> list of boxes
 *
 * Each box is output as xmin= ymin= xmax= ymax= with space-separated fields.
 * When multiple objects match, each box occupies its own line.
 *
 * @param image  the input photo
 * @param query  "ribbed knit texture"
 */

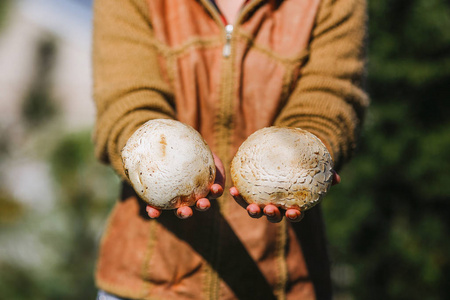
xmin=274 ymin=0 xmax=369 ymax=169
xmin=92 ymin=0 xmax=176 ymax=179
xmin=93 ymin=0 xmax=368 ymax=176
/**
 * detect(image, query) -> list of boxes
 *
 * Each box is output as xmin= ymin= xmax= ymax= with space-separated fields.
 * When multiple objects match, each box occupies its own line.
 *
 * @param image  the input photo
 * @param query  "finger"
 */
xmin=195 ymin=198 xmax=211 ymax=211
xmin=285 ymin=209 xmax=304 ymax=222
xmin=246 ymin=203 xmax=263 ymax=218
xmin=209 ymin=183 xmax=223 ymax=199
xmin=332 ymin=170 xmax=341 ymax=186
xmin=230 ymin=186 xmax=248 ymax=209
xmin=146 ymin=205 xmax=162 ymax=219
xmin=175 ymin=206 xmax=193 ymax=219
xmin=263 ymin=205 xmax=282 ymax=223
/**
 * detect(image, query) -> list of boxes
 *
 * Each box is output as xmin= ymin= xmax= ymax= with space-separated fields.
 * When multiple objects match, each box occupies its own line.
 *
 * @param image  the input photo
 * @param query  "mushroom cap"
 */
xmin=231 ymin=127 xmax=334 ymax=211
xmin=121 ymin=119 xmax=216 ymax=209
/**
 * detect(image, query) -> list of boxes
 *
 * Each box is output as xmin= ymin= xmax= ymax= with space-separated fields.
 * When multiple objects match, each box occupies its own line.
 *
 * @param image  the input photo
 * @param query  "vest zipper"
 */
xmin=222 ymin=24 xmax=234 ymax=58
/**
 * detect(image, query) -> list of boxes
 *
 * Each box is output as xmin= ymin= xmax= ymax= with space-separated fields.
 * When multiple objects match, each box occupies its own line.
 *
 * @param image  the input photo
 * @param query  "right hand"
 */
xmin=230 ymin=170 xmax=341 ymax=223
xmin=146 ymin=152 xmax=226 ymax=219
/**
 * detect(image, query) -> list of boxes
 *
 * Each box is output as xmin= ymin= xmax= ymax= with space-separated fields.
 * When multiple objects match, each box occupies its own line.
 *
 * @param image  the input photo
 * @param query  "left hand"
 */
xmin=146 ymin=152 xmax=226 ymax=219
xmin=230 ymin=170 xmax=341 ymax=223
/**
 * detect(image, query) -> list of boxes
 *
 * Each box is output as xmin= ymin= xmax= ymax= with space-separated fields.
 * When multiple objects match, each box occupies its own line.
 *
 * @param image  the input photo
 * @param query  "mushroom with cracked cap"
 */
xmin=121 ymin=119 xmax=216 ymax=210
xmin=231 ymin=126 xmax=334 ymax=211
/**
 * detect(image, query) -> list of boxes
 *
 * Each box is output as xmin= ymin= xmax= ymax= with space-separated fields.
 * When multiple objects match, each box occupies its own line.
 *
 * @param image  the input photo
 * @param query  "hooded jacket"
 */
xmin=92 ymin=0 xmax=369 ymax=299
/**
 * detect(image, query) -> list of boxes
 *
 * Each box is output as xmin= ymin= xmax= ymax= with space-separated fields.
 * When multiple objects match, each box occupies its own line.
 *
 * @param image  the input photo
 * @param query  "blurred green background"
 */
xmin=0 ymin=0 xmax=449 ymax=299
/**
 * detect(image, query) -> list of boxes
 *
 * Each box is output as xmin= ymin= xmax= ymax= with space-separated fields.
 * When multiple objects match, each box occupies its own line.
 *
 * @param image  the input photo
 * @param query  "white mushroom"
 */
xmin=121 ymin=119 xmax=216 ymax=209
xmin=231 ymin=127 xmax=334 ymax=211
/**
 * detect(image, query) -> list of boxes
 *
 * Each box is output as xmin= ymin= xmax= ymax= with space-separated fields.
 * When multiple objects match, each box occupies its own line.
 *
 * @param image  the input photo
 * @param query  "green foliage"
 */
xmin=0 ymin=130 xmax=119 ymax=300
xmin=323 ymin=0 xmax=450 ymax=299
xmin=21 ymin=87 xmax=58 ymax=128
xmin=21 ymin=38 xmax=59 ymax=128
xmin=46 ymin=131 xmax=119 ymax=300
xmin=0 ymin=0 xmax=11 ymax=30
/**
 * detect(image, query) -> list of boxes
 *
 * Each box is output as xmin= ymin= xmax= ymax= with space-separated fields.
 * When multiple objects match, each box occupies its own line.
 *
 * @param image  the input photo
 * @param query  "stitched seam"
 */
xmin=214 ymin=51 xmax=235 ymax=217
xmin=275 ymin=221 xmax=288 ymax=300
xmin=209 ymin=52 xmax=234 ymax=299
xmin=202 ymin=261 xmax=214 ymax=300
xmin=140 ymin=220 xmax=159 ymax=297
xmin=210 ymin=211 xmax=222 ymax=300
xmin=235 ymin=29 xmax=309 ymax=66
xmin=201 ymin=206 xmax=221 ymax=300
xmin=151 ymin=37 xmax=223 ymax=57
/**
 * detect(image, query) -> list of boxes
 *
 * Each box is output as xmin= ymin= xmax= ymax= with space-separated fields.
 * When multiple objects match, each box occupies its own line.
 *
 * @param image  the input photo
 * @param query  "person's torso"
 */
xmin=96 ymin=1 xmax=329 ymax=299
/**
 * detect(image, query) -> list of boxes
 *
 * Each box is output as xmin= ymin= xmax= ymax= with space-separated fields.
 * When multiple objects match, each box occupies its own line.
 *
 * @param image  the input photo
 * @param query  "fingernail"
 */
xmin=265 ymin=210 xmax=275 ymax=217
xmin=212 ymin=186 xmax=219 ymax=193
xmin=146 ymin=208 xmax=156 ymax=218
xmin=248 ymin=209 xmax=257 ymax=217
xmin=230 ymin=187 xmax=238 ymax=196
xmin=287 ymin=211 xmax=299 ymax=220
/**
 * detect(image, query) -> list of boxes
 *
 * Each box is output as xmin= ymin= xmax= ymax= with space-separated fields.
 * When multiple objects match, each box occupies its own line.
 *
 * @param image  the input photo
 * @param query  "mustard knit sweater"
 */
xmin=93 ymin=0 xmax=369 ymax=179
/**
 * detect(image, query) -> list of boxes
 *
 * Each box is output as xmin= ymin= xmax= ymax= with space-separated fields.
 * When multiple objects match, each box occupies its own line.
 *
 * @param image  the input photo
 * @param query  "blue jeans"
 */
xmin=96 ymin=290 xmax=130 ymax=300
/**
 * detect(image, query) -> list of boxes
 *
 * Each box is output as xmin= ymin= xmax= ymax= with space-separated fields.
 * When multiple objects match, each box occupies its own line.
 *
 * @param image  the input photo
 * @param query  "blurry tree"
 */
xmin=323 ymin=0 xmax=450 ymax=299
xmin=44 ymin=131 xmax=119 ymax=300
xmin=0 ymin=131 xmax=119 ymax=300
xmin=0 ymin=3 xmax=118 ymax=299
xmin=0 ymin=0 xmax=11 ymax=30
xmin=21 ymin=37 xmax=59 ymax=129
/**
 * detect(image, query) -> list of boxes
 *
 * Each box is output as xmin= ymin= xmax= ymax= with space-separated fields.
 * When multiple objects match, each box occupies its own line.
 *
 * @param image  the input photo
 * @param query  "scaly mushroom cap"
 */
xmin=121 ymin=119 xmax=216 ymax=209
xmin=231 ymin=127 xmax=334 ymax=211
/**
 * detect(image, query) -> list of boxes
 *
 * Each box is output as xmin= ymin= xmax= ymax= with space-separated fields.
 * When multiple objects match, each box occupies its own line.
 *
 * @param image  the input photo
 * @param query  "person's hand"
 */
xmin=230 ymin=170 xmax=341 ymax=223
xmin=146 ymin=152 xmax=226 ymax=219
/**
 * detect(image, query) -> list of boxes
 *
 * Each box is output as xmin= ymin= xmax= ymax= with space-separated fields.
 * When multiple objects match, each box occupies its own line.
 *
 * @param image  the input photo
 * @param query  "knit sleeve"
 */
xmin=92 ymin=0 xmax=176 ymax=179
xmin=274 ymin=0 xmax=369 ymax=169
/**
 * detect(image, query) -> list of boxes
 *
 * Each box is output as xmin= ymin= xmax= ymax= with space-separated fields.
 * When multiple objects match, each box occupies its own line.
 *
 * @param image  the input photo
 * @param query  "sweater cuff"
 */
xmin=275 ymin=114 xmax=353 ymax=170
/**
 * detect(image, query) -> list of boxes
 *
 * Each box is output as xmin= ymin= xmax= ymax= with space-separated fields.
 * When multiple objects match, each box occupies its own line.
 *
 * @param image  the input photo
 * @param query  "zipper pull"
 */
xmin=223 ymin=24 xmax=234 ymax=58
